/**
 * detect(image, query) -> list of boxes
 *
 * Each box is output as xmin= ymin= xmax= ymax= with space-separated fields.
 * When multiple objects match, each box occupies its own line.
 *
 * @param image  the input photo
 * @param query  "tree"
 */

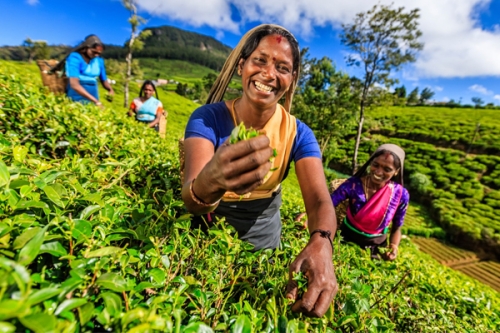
xmin=341 ymin=4 xmax=423 ymax=173
xmin=394 ymin=85 xmax=406 ymax=98
xmin=407 ymin=87 xmax=419 ymax=105
xmin=122 ymin=0 xmax=151 ymax=107
xmin=23 ymin=38 xmax=49 ymax=62
xmin=292 ymin=49 xmax=359 ymax=164
xmin=419 ymin=87 xmax=435 ymax=104
xmin=471 ymin=97 xmax=484 ymax=108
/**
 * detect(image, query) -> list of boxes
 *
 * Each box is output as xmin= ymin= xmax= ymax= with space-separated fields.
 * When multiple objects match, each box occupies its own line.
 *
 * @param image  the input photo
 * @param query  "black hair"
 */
xmin=354 ymin=150 xmax=403 ymax=185
xmin=240 ymin=25 xmax=300 ymax=73
xmin=139 ymin=80 xmax=159 ymax=99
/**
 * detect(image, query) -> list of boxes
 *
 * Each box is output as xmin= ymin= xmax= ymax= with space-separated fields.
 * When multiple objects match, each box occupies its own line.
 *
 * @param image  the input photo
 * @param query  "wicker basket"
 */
xmin=330 ymin=178 xmax=348 ymax=223
xmin=179 ymin=137 xmax=185 ymax=185
xmin=36 ymin=60 xmax=67 ymax=94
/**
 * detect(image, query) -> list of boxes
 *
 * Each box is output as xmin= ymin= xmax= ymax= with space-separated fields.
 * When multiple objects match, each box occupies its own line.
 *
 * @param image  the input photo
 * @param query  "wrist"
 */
xmin=95 ymin=101 xmax=102 ymax=106
xmin=190 ymin=178 xmax=221 ymax=208
xmin=310 ymin=229 xmax=334 ymax=253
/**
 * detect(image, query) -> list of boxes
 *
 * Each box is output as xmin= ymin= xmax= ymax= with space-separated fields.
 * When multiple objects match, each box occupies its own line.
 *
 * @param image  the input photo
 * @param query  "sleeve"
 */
xmin=292 ymin=120 xmax=321 ymax=161
xmin=392 ymin=188 xmax=410 ymax=228
xmin=129 ymin=101 xmax=136 ymax=111
xmin=65 ymin=53 xmax=81 ymax=79
xmin=156 ymin=101 xmax=164 ymax=115
xmin=331 ymin=178 xmax=354 ymax=207
xmin=184 ymin=106 xmax=217 ymax=146
xmin=99 ymin=58 xmax=107 ymax=82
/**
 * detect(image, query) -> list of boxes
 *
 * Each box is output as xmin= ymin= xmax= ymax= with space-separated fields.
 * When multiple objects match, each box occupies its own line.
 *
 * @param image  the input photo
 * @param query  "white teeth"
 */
xmin=373 ymin=175 xmax=383 ymax=180
xmin=254 ymin=81 xmax=273 ymax=92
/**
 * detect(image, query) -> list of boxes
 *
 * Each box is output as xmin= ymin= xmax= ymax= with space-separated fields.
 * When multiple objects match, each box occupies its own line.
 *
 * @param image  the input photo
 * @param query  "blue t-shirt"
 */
xmin=65 ymin=52 xmax=107 ymax=84
xmin=185 ymin=102 xmax=321 ymax=181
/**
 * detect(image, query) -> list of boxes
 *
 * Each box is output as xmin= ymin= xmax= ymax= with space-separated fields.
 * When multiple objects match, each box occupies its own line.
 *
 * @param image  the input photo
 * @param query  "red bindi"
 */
xmin=272 ymin=57 xmax=276 ymax=61
xmin=384 ymin=152 xmax=391 ymax=160
xmin=276 ymin=36 xmax=282 ymax=43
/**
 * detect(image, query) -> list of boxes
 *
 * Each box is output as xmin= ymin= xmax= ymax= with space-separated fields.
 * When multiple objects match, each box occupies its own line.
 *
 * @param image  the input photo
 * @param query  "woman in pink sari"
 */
xmin=331 ymin=144 xmax=409 ymax=260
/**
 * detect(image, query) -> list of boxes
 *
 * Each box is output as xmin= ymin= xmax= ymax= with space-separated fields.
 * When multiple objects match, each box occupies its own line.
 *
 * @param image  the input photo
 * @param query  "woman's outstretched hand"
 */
xmin=199 ymin=135 xmax=274 ymax=196
xmin=286 ymin=235 xmax=338 ymax=317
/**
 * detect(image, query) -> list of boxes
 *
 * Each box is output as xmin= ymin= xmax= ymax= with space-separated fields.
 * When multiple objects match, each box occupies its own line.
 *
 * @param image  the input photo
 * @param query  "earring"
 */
xmin=237 ymin=68 xmax=241 ymax=76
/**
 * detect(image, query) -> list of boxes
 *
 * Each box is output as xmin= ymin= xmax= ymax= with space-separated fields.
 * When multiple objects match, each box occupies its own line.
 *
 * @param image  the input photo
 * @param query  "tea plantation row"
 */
xmin=0 ymin=60 xmax=499 ymax=332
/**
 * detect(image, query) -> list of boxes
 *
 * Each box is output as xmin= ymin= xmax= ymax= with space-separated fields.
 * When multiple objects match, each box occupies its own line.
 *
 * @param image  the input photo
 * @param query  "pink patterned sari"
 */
xmin=346 ymin=182 xmax=401 ymax=236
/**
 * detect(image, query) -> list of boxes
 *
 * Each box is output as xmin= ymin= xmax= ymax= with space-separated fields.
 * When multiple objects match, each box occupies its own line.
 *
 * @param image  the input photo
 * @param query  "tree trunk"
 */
xmin=351 ymin=104 xmax=365 ymax=174
xmin=124 ymin=52 xmax=132 ymax=107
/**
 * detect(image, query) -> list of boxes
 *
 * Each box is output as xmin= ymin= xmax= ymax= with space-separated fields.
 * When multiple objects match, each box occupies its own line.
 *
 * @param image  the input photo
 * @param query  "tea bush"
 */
xmin=1 ymin=61 xmax=499 ymax=332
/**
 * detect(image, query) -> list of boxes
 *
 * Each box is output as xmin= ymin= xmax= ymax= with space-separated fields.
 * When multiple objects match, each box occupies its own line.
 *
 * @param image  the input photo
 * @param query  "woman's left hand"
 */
xmin=109 ymin=88 xmax=115 ymax=95
xmin=384 ymin=244 xmax=398 ymax=261
xmin=286 ymin=235 xmax=338 ymax=317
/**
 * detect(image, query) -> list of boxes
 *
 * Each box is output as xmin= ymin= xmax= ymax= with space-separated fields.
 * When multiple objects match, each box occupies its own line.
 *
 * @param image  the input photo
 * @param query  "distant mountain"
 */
xmin=0 ymin=26 xmax=232 ymax=71
xmin=105 ymin=26 xmax=233 ymax=71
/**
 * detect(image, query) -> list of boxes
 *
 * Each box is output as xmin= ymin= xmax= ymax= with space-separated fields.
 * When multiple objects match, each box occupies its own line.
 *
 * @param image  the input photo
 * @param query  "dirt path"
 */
xmin=412 ymin=237 xmax=500 ymax=292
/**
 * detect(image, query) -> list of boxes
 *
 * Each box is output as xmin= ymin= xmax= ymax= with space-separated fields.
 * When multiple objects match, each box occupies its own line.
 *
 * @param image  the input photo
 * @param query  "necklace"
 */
xmin=230 ymin=97 xmax=241 ymax=126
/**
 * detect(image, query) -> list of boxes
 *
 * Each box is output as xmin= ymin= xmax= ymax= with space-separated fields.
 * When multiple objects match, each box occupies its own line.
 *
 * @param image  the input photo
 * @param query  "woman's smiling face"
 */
xmin=369 ymin=153 xmax=399 ymax=185
xmin=239 ymin=34 xmax=295 ymax=108
xmin=142 ymin=84 xmax=155 ymax=99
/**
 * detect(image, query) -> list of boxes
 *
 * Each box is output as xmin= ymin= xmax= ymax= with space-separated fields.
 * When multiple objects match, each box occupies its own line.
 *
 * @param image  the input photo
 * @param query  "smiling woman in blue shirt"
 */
xmin=65 ymin=35 xmax=114 ymax=106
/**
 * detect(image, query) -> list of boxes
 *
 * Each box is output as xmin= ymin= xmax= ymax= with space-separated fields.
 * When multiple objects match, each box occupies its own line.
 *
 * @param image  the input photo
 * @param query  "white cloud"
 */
xmin=469 ymin=84 xmax=493 ymax=95
xmin=135 ymin=0 xmax=500 ymax=78
xmin=26 ymin=0 xmax=39 ymax=5
xmin=494 ymin=95 xmax=500 ymax=100
xmin=442 ymin=97 xmax=450 ymax=102
xmin=434 ymin=86 xmax=443 ymax=92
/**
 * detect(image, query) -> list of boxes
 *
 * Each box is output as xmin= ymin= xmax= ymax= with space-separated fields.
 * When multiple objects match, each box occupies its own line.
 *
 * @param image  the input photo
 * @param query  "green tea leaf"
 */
xmin=78 ymin=302 xmax=95 ymax=326
xmin=27 ymin=288 xmax=61 ymax=306
xmin=232 ymin=314 xmax=252 ymax=333
xmin=85 ymin=246 xmax=123 ymax=258
xmin=55 ymin=298 xmax=87 ymax=315
xmin=19 ymin=313 xmax=57 ymax=333
xmin=17 ymin=226 xmax=47 ymax=266
xmin=147 ymin=268 xmax=166 ymax=284
xmin=100 ymin=292 xmax=123 ymax=317
xmin=0 ymin=322 xmax=16 ymax=333
xmin=0 ymin=161 xmax=10 ymax=188
xmin=40 ymin=241 xmax=68 ymax=257
xmin=79 ymin=205 xmax=101 ymax=220
xmin=96 ymin=273 xmax=127 ymax=292
xmin=13 ymin=146 xmax=28 ymax=163
xmin=43 ymin=185 xmax=65 ymax=208
xmin=183 ymin=322 xmax=214 ymax=333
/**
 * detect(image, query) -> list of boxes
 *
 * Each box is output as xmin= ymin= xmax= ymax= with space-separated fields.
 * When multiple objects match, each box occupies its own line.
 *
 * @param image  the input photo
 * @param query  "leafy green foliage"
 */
xmin=1 ymin=60 xmax=499 ymax=332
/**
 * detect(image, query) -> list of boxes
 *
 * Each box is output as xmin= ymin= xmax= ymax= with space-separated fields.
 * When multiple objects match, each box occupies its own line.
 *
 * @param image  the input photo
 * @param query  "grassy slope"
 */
xmin=5 ymin=60 xmax=500 ymax=331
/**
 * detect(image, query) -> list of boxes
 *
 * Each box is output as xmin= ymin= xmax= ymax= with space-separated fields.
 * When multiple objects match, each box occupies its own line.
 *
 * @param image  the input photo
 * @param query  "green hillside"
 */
xmin=1 ymin=60 xmax=500 ymax=332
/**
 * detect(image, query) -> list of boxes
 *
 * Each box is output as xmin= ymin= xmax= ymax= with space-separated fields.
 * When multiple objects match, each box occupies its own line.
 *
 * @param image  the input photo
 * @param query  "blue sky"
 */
xmin=2 ymin=0 xmax=500 ymax=105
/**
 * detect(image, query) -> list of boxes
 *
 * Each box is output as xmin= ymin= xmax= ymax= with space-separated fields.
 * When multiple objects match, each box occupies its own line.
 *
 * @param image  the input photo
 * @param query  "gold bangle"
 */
xmin=189 ymin=178 xmax=221 ymax=207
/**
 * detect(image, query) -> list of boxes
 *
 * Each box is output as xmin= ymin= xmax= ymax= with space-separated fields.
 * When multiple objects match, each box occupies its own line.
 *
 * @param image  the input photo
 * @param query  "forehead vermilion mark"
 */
xmin=272 ymin=57 xmax=276 ymax=61
xmin=276 ymin=36 xmax=282 ymax=43
xmin=384 ymin=152 xmax=391 ymax=160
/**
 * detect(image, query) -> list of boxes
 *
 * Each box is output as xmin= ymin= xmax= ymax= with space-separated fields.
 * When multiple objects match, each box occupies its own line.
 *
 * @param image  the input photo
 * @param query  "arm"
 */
xmin=331 ymin=178 xmax=353 ymax=206
xmin=286 ymin=157 xmax=338 ymax=317
xmin=69 ymin=77 xmax=101 ymax=105
xmin=384 ymin=188 xmax=409 ymax=261
xmin=181 ymin=136 xmax=274 ymax=215
xmin=101 ymin=79 xmax=114 ymax=95
xmin=99 ymin=59 xmax=114 ymax=95
xmin=148 ymin=106 xmax=163 ymax=128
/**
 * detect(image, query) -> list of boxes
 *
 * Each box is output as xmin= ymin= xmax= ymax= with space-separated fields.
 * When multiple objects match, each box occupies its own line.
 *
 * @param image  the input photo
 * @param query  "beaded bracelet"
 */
xmin=310 ymin=229 xmax=334 ymax=252
xmin=189 ymin=178 xmax=221 ymax=207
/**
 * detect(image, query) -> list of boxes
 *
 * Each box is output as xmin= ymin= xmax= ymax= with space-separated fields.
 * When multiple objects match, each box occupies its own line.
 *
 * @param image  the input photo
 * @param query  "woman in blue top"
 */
xmin=182 ymin=24 xmax=338 ymax=317
xmin=64 ymin=35 xmax=114 ymax=106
